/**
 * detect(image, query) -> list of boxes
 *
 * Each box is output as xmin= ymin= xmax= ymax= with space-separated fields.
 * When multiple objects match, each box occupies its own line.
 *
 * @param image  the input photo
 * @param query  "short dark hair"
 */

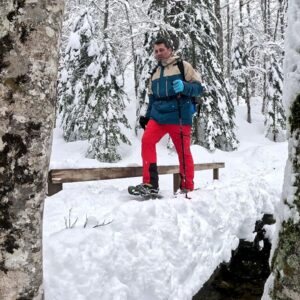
xmin=154 ymin=37 xmax=173 ymax=50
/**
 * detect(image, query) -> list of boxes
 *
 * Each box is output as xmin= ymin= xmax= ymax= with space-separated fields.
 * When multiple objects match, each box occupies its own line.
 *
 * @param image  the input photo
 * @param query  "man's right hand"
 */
xmin=139 ymin=116 xmax=149 ymax=129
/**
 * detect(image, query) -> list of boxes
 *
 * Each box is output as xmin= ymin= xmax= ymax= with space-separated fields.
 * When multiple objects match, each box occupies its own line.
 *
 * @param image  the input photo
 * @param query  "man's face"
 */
xmin=154 ymin=43 xmax=172 ymax=61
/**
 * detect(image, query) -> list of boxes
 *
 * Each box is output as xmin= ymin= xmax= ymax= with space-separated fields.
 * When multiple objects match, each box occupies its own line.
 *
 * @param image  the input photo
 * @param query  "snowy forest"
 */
xmin=58 ymin=0 xmax=286 ymax=160
xmin=1 ymin=0 xmax=300 ymax=300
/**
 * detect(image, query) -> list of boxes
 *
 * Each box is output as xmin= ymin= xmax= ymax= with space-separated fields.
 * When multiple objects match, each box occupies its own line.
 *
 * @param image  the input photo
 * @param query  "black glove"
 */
xmin=139 ymin=116 xmax=149 ymax=129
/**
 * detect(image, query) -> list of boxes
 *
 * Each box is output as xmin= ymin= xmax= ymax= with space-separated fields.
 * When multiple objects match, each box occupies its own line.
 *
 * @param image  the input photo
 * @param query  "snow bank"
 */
xmin=44 ymin=172 xmax=280 ymax=300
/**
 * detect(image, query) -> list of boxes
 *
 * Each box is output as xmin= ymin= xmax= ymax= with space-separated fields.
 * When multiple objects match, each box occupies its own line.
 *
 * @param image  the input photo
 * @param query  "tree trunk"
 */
xmin=247 ymin=1 xmax=255 ymax=97
xmin=239 ymin=0 xmax=244 ymax=40
xmin=266 ymin=0 xmax=271 ymax=37
xmin=261 ymin=0 xmax=271 ymax=114
xmin=104 ymin=0 xmax=109 ymax=34
xmin=239 ymin=0 xmax=251 ymax=122
xmin=226 ymin=0 xmax=231 ymax=79
xmin=280 ymin=0 xmax=287 ymax=40
xmin=215 ymin=0 xmax=223 ymax=70
xmin=0 ymin=1 xmax=64 ymax=299
xmin=268 ymin=1 xmax=300 ymax=299
xmin=262 ymin=57 xmax=268 ymax=114
xmin=123 ymin=1 xmax=138 ymax=99
xmin=246 ymin=80 xmax=251 ymax=123
xmin=274 ymin=0 xmax=281 ymax=41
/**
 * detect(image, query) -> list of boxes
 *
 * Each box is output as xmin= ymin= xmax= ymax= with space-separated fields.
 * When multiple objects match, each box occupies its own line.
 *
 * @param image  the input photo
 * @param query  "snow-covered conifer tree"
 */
xmin=189 ymin=0 xmax=238 ymax=151
xmin=230 ymin=0 xmax=251 ymax=122
xmin=225 ymin=0 xmax=287 ymax=120
xmin=231 ymin=42 xmax=247 ymax=102
xmin=59 ymin=11 xmax=96 ymax=141
xmin=86 ymin=38 xmax=131 ymax=162
xmin=86 ymin=0 xmax=131 ymax=162
xmin=59 ymin=5 xmax=130 ymax=162
xmin=264 ymin=55 xmax=286 ymax=142
xmin=135 ymin=33 xmax=158 ymax=131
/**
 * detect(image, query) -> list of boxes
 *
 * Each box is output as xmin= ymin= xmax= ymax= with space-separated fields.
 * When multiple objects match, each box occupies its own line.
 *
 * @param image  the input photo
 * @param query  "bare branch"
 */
xmin=93 ymin=219 xmax=113 ymax=228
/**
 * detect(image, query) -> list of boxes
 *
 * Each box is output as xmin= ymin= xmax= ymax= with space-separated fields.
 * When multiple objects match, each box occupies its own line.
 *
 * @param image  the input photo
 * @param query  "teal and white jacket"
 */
xmin=146 ymin=55 xmax=204 ymax=125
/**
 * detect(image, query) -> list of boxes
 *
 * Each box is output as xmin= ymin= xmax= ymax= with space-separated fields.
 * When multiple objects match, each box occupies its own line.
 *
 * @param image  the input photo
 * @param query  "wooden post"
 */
xmin=47 ymin=178 xmax=63 ymax=196
xmin=213 ymin=168 xmax=219 ymax=180
xmin=173 ymin=173 xmax=181 ymax=193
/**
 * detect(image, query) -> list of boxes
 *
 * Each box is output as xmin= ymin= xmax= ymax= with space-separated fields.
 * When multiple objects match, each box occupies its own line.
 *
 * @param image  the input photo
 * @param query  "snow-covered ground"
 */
xmin=44 ymin=81 xmax=287 ymax=299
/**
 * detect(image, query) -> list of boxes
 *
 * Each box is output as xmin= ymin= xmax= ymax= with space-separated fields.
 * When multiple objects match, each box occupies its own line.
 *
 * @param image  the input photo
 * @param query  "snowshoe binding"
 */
xmin=174 ymin=188 xmax=193 ymax=199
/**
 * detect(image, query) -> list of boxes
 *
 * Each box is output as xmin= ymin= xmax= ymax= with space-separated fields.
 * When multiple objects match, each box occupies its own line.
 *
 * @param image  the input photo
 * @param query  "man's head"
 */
xmin=154 ymin=37 xmax=173 ymax=62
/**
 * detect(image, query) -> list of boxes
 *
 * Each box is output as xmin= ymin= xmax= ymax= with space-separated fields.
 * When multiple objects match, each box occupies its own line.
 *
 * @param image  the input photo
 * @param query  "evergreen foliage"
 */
xmin=189 ymin=0 xmax=238 ymax=151
xmin=59 ymin=12 xmax=96 ymax=142
xmin=135 ymin=33 xmax=157 ymax=129
xmin=86 ymin=38 xmax=131 ymax=162
xmin=231 ymin=41 xmax=249 ymax=104
xmin=265 ymin=55 xmax=286 ymax=142
xmin=59 ymin=10 xmax=130 ymax=162
xmin=224 ymin=0 xmax=286 ymax=124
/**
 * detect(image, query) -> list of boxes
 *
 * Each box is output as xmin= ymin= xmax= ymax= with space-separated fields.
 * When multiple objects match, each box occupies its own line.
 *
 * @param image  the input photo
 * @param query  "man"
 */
xmin=129 ymin=37 xmax=204 ymax=196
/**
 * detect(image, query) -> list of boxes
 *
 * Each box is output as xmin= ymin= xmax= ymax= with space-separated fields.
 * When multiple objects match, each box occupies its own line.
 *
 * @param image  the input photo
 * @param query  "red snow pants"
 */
xmin=142 ymin=119 xmax=194 ymax=190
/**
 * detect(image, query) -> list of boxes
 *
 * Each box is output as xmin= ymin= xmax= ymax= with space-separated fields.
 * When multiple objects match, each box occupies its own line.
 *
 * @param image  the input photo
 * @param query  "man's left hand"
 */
xmin=139 ymin=116 xmax=149 ymax=129
xmin=173 ymin=79 xmax=184 ymax=94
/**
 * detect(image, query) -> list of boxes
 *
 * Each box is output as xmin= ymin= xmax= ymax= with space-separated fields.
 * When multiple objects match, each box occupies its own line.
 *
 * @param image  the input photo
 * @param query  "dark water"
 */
xmin=193 ymin=215 xmax=274 ymax=300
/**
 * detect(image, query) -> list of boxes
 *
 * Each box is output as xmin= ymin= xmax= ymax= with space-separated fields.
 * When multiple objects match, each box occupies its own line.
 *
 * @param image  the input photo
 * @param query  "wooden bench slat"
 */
xmin=49 ymin=163 xmax=225 ymax=184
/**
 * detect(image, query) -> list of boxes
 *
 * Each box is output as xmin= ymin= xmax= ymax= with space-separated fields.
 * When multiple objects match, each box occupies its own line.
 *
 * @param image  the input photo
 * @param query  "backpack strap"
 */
xmin=175 ymin=59 xmax=186 ymax=82
xmin=150 ymin=65 xmax=159 ymax=78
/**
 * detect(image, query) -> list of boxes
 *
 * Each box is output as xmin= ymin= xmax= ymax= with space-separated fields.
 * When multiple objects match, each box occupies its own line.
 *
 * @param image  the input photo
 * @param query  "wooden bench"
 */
xmin=47 ymin=162 xmax=225 ymax=196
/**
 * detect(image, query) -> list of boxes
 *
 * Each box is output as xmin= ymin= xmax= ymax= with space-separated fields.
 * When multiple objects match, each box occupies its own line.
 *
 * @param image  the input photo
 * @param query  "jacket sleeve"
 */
xmin=182 ymin=61 xmax=204 ymax=97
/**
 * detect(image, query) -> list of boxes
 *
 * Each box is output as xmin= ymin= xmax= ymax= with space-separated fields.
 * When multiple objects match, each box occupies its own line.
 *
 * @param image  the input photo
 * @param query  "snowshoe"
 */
xmin=128 ymin=183 xmax=162 ymax=200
